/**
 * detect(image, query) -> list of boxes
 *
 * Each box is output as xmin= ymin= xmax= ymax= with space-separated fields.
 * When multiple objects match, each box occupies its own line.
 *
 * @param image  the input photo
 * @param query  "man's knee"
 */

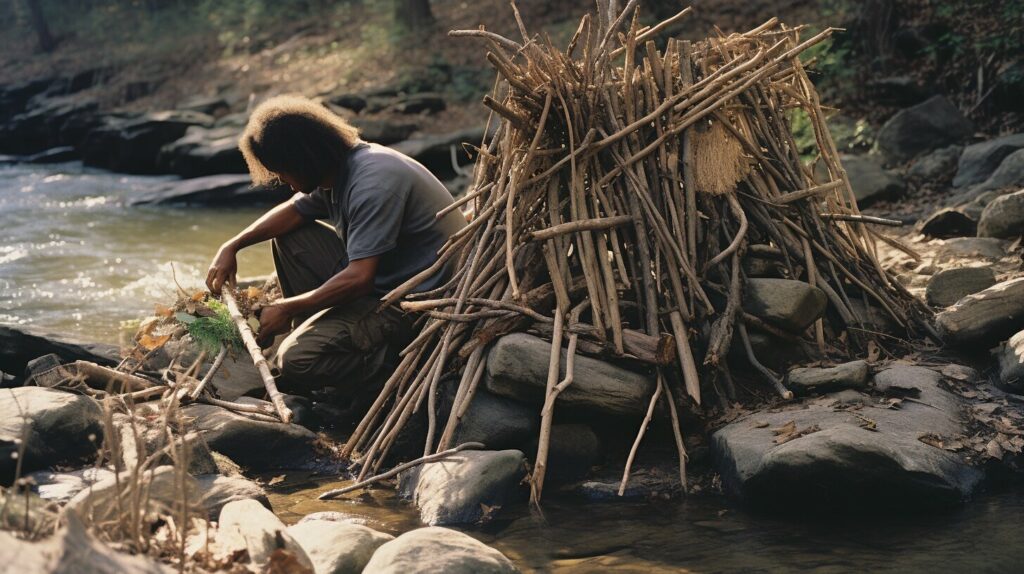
xmin=276 ymin=335 xmax=321 ymax=386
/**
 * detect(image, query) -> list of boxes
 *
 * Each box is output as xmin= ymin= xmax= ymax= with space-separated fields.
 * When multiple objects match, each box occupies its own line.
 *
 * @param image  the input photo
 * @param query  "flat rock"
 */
xmin=919 ymin=208 xmax=977 ymax=238
xmin=954 ymin=133 xmax=1024 ymax=187
xmin=925 ymin=267 xmax=997 ymax=308
xmin=130 ymin=174 xmax=291 ymax=206
xmin=113 ymin=411 xmax=218 ymax=475
xmin=68 ymin=465 xmax=193 ymax=525
xmin=713 ymin=365 xmax=982 ymax=512
xmin=875 ymin=95 xmax=973 ymax=164
xmin=908 ymin=144 xmax=962 ymax=182
xmin=218 ymin=498 xmax=313 ymax=571
xmin=390 ymin=125 xmax=487 ymax=180
xmin=978 ymin=189 xmax=1024 ymax=238
xmin=742 ymin=278 xmax=827 ymax=333
xmin=195 ymin=473 xmax=270 ymax=518
xmin=23 ymin=145 xmax=78 ymax=163
xmin=935 ymin=237 xmax=1008 ymax=260
xmin=935 ymin=277 xmax=1024 ymax=347
xmin=399 ymin=449 xmax=526 ymax=525
xmin=0 ymin=325 xmax=118 ymax=382
xmin=391 ymin=93 xmax=446 ymax=115
xmin=287 ymin=520 xmax=393 ymax=574
xmin=786 ymin=360 xmax=869 ymax=395
xmin=485 ymin=333 xmax=655 ymax=417
xmin=156 ymin=124 xmax=247 ymax=177
xmin=839 ymin=153 xmax=905 ymax=204
xmin=349 ymin=118 xmax=418 ymax=145
xmin=81 ymin=110 xmax=214 ymax=173
xmin=0 ymin=387 xmax=103 ymax=484
xmin=28 ymin=467 xmax=114 ymax=503
xmin=181 ymin=404 xmax=319 ymax=470
xmin=998 ymin=330 xmax=1024 ymax=394
xmin=362 ymin=527 xmax=518 ymax=574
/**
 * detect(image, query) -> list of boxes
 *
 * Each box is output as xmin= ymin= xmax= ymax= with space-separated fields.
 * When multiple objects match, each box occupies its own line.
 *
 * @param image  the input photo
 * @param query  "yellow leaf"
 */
xmin=191 ymin=291 xmax=205 ymax=302
xmin=139 ymin=333 xmax=171 ymax=351
xmin=246 ymin=286 xmax=263 ymax=300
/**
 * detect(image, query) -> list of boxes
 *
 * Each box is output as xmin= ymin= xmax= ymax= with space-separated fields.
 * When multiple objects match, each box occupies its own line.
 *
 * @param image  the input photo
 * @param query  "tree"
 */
xmin=24 ymin=0 xmax=54 ymax=53
xmin=394 ymin=0 xmax=434 ymax=32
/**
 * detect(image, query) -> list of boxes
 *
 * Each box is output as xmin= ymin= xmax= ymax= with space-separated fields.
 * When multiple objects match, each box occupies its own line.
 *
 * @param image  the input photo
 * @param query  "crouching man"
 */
xmin=206 ymin=95 xmax=466 ymax=412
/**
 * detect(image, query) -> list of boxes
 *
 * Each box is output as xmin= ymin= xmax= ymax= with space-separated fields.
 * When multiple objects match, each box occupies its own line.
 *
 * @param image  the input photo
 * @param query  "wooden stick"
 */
xmin=221 ymin=290 xmax=293 ymax=423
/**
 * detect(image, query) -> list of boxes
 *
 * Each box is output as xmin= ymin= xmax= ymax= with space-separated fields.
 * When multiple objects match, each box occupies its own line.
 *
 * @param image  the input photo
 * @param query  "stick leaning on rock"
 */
xmin=221 ymin=290 xmax=293 ymax=423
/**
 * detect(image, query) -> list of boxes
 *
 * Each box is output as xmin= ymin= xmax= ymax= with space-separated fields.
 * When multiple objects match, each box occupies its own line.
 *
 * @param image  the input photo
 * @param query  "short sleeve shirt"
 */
xmin=290 ymin=142 xmax=467 ymax=295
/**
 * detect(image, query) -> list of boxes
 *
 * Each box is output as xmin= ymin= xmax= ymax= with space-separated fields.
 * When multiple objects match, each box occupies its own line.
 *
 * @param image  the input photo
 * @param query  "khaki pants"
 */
xmin=272 ymin=222 xmax=413 ymax=398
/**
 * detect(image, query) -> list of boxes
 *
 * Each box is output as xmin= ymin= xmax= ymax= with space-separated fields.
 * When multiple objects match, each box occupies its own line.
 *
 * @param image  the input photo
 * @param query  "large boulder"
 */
xmin=0 ymin=387 xmax=103 ymax=484
xmin=0 ymin=325 xmax=118 ymax=382
xmin=112 ymin=411 xmax=218 ymax=475
xmin=156 ymin=125 xmax=246 ymax=177
xmin=130 ymin=174 xmax=291 ymax=206
xmin=398 ymin=449 xmax=526 ymax=525
xmin=935 ymin=277 xmax=1024 ymax=347
xmin=907 ymin=144 xmax=962 ymax=182
xmin=971 ymin=149 xmax=1024 ymax=193
xmin=839 ymin=154 xmax=905 ymax=204
xmin=0 ymin=97 xmax=99 ymax=154
xmin=363 ymin=527 xmax=519 ymax=574
xmin=485 ymin=333 xmax=655 ymax=417
xmin=448 ymin=387 xmax=539 ymax=451
xmin=785 ymin=360 xmax=869 ymax=395
xmin=195 ymin=473 xmax=270 ymax=518
xmin=287 ymin=520 xmax=393 ymax=574
xmin=524 ymin=423 xmax=602 ymax=485
xmin=954 ymin=133 xmax=1024 ymax=187
xmin=742 ymin=278 xmax=827 ymax=334
xmin=978 ymin=189 xmax=1024 ymax=239
xmin=935 ymin=237 xmax=1009 ymax=261
xmin=218 ymin=499 xmax=314 ymax=572
xmin=925 ymin=267 xmax=997 ymax=308
xmin=81 ymin=110 xmax=214 ymax=173
xmin=875 ymin=95 xmax=973 ymax=164
xmin=67 ymin=465 xmax=190 ymax=524
xmin=180 ymin=404 xmax=319 ymax=470
xmin=998 ymin=330 xmax=1024 ymax=394
xmin=713 ymin=365 xmax=982 ymax=511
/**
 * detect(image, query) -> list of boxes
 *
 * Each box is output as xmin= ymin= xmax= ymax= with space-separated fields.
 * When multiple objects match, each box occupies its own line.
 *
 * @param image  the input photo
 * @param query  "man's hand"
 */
xmin=206 ymin=242 xmax=239 ymax=294
xmin=256 ymin=302 xmax=293 ymax=347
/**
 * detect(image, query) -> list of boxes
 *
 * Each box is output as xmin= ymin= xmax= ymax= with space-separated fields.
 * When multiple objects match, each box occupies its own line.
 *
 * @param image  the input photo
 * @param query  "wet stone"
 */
xmin=287 ymin=520 xmax=393 ymax=574
xmin=363 ymin=527 xmax=519 ymax=574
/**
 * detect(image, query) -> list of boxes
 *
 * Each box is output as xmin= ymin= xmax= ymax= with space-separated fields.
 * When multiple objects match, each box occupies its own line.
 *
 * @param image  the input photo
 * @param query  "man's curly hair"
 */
xmin=239 ymin=95 xmax=360 ymax=191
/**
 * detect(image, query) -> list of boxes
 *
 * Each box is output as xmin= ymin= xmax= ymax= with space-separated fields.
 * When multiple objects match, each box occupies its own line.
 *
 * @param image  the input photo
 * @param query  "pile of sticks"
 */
xmin=342 ymin=2 xmax=932 ymax=503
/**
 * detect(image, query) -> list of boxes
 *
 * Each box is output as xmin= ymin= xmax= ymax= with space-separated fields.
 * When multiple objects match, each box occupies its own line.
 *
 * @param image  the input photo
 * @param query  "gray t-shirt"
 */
xmin=290 ymin=142 xmax=467 ymax=295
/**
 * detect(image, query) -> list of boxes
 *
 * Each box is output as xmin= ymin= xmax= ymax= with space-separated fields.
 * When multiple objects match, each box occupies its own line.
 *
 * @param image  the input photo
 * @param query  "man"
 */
xmin=206 ymin=95 xmax=466 ymax=405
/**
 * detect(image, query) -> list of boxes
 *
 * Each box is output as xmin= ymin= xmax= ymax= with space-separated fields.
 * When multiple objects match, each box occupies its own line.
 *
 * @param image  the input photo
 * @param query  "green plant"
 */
xmin=176 ymin=300 xmax=242 ymax=355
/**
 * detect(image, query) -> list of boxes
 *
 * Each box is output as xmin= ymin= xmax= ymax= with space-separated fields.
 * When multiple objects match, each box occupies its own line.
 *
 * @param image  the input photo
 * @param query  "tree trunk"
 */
xmin=25 ymin=0 xmax=54 ymax=53
xmin=395 ymin=0 xmax=434 ymax=31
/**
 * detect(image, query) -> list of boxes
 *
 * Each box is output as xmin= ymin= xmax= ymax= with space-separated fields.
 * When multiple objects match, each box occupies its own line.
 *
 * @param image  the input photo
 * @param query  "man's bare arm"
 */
xmin=207 ymin=202 xmax=307 ymax=293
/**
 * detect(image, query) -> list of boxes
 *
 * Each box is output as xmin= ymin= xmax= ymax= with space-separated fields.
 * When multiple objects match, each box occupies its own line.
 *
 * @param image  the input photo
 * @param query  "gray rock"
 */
xmin=0 ymin=512 xmax=171 ymax=573
xmin=81 ymin=110 xmax=215 ymax=173
xmin=23 ymin=145 xmax=78 ymax=163
xmin=936 ymin=277 xmax=1024 ymax=347
xmin=325 ymin=92 xmax=367 ymax=113
xmin=743 ymin=278 xmax=827 ymax=333
xmin=998 ymin=330 xmax=1024 ymax=394
xmin=0 ymin=325 xmax=118 ymax=383
xmin=846 ymin=299 xmax=904 ymax=337
xmin=978 ymin=189 xmax=1024 ymax=238
xmin=867 ymin=76 xmax=930 ymax=106
xmin=485 ymin=333 xmax=655 ymax=416
xmin=130 ymin=174 xmax=291 ymax=206
xmin=218 ymin=498 xmax=314 ymax=571
xmin=363 ymin=527 xmax=518 ymax=574
xmin=349 ymin=118 xmax=418 ymax=145
xmin=195 ymin=473 xmax=269 ymax=518
xmin=287 ymin=520 xmax=393 ymax=574
xmin=730 ymin=328 xmax=808 ymax=369
xmin=525 ymin=423 xmax=601 ymax=484
xmin=391 ymin=93 xmax=446 ymax=115
xmin=298 ymin=511 xmax=391 ymax=532
xmin=156 ymin=124 xmax=246 ymax=177
xmin=113 ymin=412 xmax=218 ymax=475
xmin=0 ymin=387 xmax=103 ymax=484
xmin=786 ymin=361 xmax=869 ymax=395
xmin=28 ymin=467 xmax=115 ymax=503
xmin=449 ymin=387 xmax=538 ymax=451
xmin=954 ymin=133 xmax=1024 ymax=187
xmin=176 ymin=95 xmax=230 ymax=117
xmin=68 ymin=465 xmax=191 ymax=525
xmin=908 ymin=144 xmax=962 ymax=181
xmin=925 ymin=267 xmax=998 ymax=307
xmin=398 ymin=449 xmax=526 ymax=525
xmin=919 ymin=208 xmax=977 ymax=239
xmin=839 ymin=153 xmax=905 ymax=203
xmin=391 ymin=125 xmax=487 ymax=180
xmin=971 ymin=149 xmax=1024 ymax=193
xmin=713 ymin=365 xmax=982 ymax=511
xmin=935 ymin=237 xmax=1009 ymax=260
xmin=181 ymin=404 xmax=319 ymax=470
xmin=875 ymin=96 xmax=974 ymax=164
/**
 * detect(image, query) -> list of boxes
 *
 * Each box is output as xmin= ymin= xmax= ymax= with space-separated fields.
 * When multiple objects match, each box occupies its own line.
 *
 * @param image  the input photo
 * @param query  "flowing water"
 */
xmin=0 ymin=161 xmax=275 ymax=344
xmin=5 ymin=162 xmax=1024 ymax=572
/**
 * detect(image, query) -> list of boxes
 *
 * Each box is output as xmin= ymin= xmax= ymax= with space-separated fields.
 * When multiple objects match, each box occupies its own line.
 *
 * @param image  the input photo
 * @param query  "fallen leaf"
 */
xmin=772 ymin=421 xmax=796 ymax=436
xmin=191 ymin=291 xmax=205 ymax=302
xmin=154 ymin=304 xmax=173 ymax=318
xmin=268 ymin=474 xmax=286 ymax=486
xmin=246 ymin=286 xmax=263 ymax=300
xmin=138 ymin=333 xmax=170 ymax=351
xmin=986 ymin=439 xmax=1004 ymax=460
xmin=866 ymin=340 xmax=880 ymax=362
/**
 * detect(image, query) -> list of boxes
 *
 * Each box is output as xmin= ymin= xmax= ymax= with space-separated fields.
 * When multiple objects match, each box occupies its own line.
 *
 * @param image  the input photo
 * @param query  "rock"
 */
xmin=113 ymin=412 xmax=218 ymax=475
xmin=0 ymin=387 xmax=103 ymax=484
xmin=362 ymin=527 xmax=518 ymax=574
xmin=68 ymin=465 xmax=192 ymax=524
xmin=287 ymin=520 xmax=393 ymax=574
xmin=145 ymin=337 xmax=264 ymax=400
xmin=195 ymin=473 xmax=269 ymax=518
xmin=839 ymin=153 xmax=905 ymax=204
xmin=350 ymin=118 xmax=418 ymax=145
xmin=971 ymin=149 xmax=1024 ymax=193
xmin=907 ymin=144 xmax=962 ymax=182
xmin=176 ymin=95 xmax=230 ymax=117
xmin=867 ymin=76 xmax=930 ymax=106
xmin=0 ymin=325 xmax=118 ymax=382
xmin=130 ymin=174 xmax=291 ymax=206
xmin=743 ymin=278 xmax=827 ymax=333
xmin=398 ymin=449 xmax=526 ymax=525
xmin=391 ymin=93 xmax=446 ymax=115
xmin=978 ymin=189 xmax=1024 ymax=238
xmin=525 ymin=423 xmax=601 ymax=484
xmin=0 ymin=97 xmax=99 ymax=154
xmin=218 ymin=499 xmax=314 ymax=571
xmin=846 ymin=300 xmax=904 ymax=337
xmin=181 ymin=404 xmax=319 ymax=470
xmin=998 ymin=330 xmax=1024 ymax=393
xmin=935 ymin=237 xmax=1009 ymax=260
xmin=569 ymin=464 xmax=684 ymax=501
xmin=156 ymin=125 xmax=247 ymax=177
xmin=22 ymin=145 xmax=77 ymax=163
xmin=0 ymin=512 xmax=171 ymax=573
xmin=935 ymin=277 xmax=1024 ymax=347
xmin=731 ymin=328 xmax=808 ymax=369
xmin=448 ymin=387 xmax=538 ymax=451
xmin=953 ymin=133 xmax=1024 ymax=187
xmin=298 ymin=511 xmax=391 ymax=532
xmin=713 ymin=365 xmax=982 ymax=511
xmin=919 ymin=208 xmax=977 ymax=239
xmin=326 ymin=92 xmax=368 ymax=113
xmin=785 ymin=360 xmax=869 ymax=395
xmin=81 ymin=110 xmax=215 ymax=173
xmin=875 ymin=96 xmax=974 ymax=164
xmin=485 ymin=333 xmax=655 ymax=416
xmin=28 ymin=467 xmax=115 ymax=503
xmin=390 ymin=125 xmax=487 ymax=180
xmin=925 ymin=267 xmax=997 ymax=307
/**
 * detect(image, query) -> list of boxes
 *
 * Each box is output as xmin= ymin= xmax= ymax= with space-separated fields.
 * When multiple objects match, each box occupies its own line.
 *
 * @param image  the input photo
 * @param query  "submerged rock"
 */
xmin=218 ymin=498 xmax=314 ymax=572
xmin=978 ymin=189 xmax=1024 ymax=239
xmin=363 ymin=527 xmax=519 ymax=574
xmin=875 ymin=96 xmax=973 ymax=164
xmin=287 ymin=520 xmax=393 ymax=574
xmin=935 ymin=277 xmax=1024 ymax=347
xmin=0 ymin=387 xmax=103 ymax=484
xmin=925 ymin=267 xmax=997 ymax=308
xmin=713 ymin=365 xmax=982 ymax=512
xmin=954 ymin=133 xmax=1024 ymax=188
xmin=181 ymin=404 xmax=319 ymax=470
xmin=398 ymin=449 xmax=526 ymax=525
xmin=485 ymin=333 xmax=655 ymax=417
xmin=742 ymin=278 xmax=827 ymax=334
xmin=785 ymin=361 xmax=869 ymax=395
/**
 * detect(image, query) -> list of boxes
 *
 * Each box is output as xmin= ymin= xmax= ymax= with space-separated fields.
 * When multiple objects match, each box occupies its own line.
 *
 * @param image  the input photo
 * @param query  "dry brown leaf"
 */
xmin=246 ymin=286 xmax=263 ymax=300
xmin=138 ymin=333 xmax=170 ymax=351
xmin=986 ymin=439 xmax=1004 ymax=460
xmin=190 ymin=291 xmax=205 ymax=302
xmin=268 ymin=474 xmax=286 ymax=486
xmin=154 ymin=304 xmax=173 ymax=318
